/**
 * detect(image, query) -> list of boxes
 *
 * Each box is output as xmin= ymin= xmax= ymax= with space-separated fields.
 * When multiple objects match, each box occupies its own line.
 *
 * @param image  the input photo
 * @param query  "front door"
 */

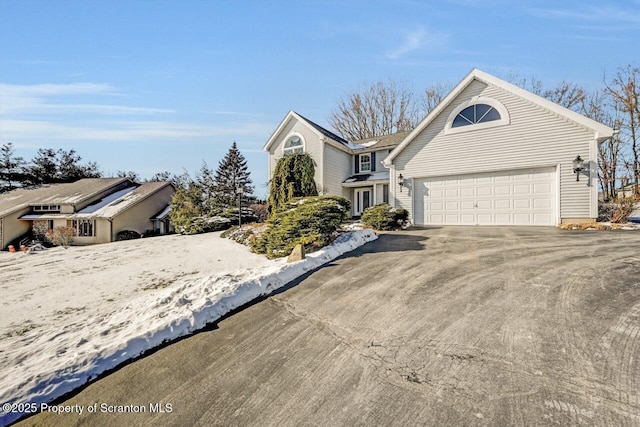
xmin=354 ymin=188 xmax=372 ymax=216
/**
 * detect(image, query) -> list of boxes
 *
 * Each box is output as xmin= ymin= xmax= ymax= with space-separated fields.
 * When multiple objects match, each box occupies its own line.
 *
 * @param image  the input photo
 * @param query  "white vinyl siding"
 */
xmin=268 ymin=120 xmax=324 ymax=187
xmin=323 ymin=143 xmax=352 ymax=198
xmin=393 ymin=79 xmax=595 ymax=222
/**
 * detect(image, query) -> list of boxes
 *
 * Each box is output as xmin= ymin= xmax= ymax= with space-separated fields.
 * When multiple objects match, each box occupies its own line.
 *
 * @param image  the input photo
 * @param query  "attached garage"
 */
xmin=414 ymin=167 xmax=556 ymax=226
xmin=383 ymin=69 xmax=614 ymax=226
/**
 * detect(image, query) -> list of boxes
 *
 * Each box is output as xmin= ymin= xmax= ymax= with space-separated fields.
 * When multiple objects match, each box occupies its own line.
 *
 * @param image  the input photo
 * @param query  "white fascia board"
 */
xmin=472 ymin=69 xmax=615 ymax=139
xmin=262 ymin=110 xmax=297 ymax=151
xmin=383 ymin=68 xmax=478 ymax=166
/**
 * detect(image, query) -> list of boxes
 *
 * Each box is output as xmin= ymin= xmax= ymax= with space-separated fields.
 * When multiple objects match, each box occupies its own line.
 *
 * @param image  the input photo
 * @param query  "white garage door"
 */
xmin=414 ymin=167 xmax=556 ymax=226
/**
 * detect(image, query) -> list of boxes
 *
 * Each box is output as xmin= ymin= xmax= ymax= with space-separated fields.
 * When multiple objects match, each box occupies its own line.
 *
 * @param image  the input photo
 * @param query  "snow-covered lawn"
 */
xmin=0 ymin=229 xmax=377 ymax=426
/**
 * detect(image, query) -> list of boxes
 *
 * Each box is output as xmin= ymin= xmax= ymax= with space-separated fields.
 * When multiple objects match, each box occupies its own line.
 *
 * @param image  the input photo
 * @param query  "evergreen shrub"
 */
xmin=252 ymin=196 xmax=350 ymax=258
xmin=361 ymin=203 xmax=408 ymax=230
xmin=116 ymin=230 xmax=141 ymax=241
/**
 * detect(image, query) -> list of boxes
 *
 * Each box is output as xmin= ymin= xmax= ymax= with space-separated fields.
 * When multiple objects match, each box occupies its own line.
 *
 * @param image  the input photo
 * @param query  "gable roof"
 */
xmin=262 ymin=110 xmax=351 ymax=152
xmin=76 ymin=181 xmax=173 ymax=219
xmin=0 ymin=178 xmax=130 ymax=217
xmin=384 ymin=68 xmax=615 ymax=166
xmin=263 ymin=110 xmax=409 ymax=156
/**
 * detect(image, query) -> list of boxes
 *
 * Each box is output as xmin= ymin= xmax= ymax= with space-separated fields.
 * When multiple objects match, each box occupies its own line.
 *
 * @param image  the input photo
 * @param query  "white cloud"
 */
xmin=386 ymin=27 xmax=449 ymax=59
xmin=0 ymin=82 xmax=171 ymax=116
xmin=529 ymin=5 xmax=640 ymax=27
xmin=0 ymin=119 xmax=273 ymax=143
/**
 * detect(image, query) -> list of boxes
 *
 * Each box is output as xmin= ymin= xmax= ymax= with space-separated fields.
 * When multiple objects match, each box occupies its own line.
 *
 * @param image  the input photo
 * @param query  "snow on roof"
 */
xmin=0 ymin=178 xmax=129 ymax=217
xmin=77 ymin=186 xmax=138 ymax=214
xmin=76 ymin=182 xmax=169 ymax=219
xmin=343 ymin=171 xmax=390 ymax=183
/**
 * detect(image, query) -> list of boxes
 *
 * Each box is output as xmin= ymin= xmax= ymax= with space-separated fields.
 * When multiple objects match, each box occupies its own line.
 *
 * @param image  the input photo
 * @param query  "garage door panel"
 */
xmin=495 ymin=199 xmax=511 ymax=209
xmin=496 ymin=213 xmax=512 ymax=222
xmin=416 ymin=167 xmax=555 ymax=226
xmin=477 ymin=214 xmax=493 ymax=223
xmin=477 ymin=200 xmax=492 ymax=209
xmin=495 ymin=185 xmax=511 ymax=195
xmin=477 ymin=187 xmax=493 ymax=196
xmin=461 ymin=214 xmax=474 ymax=222
xmin=534 ymin=183 xmax=552 ymax=194
xmin=534 ymin=213 xmax=553 ymax=223
xmin=514 ymin=199 xmax=531 ymax=209
xmin=534 ymin=198 xmax=551 ymax=209
xmin=445 ymin=214 xmax=459 ymax=223
xmin=460 ymin=187 xmax=475 ymax=197
xmin=514 ymin=213 xmax=532 ymax=223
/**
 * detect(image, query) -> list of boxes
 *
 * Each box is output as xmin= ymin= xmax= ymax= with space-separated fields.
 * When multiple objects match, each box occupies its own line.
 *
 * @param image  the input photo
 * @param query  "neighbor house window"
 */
xmin=360 ymin=154 xmax=371 ymax=172
xmin=73 ymin=219 xmax=95 ymax=237
xmin=452 ymin=104 xmax=501 ymax=128
xmin=383 ymin=184 xmax=389 ymax=203
xmin=283 ymin=135 xmax=304 ymax=155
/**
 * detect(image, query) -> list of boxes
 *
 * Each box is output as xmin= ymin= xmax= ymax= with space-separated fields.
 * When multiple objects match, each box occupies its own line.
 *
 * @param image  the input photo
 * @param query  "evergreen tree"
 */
xmin=267 ymin=152 xmax=318 ymax=215
xmin=26 ymin=148 xmax=101 ymax=185
xmin=0 ymin=143 xmax=27 ymax=193
xmin=213 ymin=142 xmax=253 ymax=209
xmin=168 ymin=183 xmax=204 ymax=234
xmin=195 ymin=160 xmax=217 ymax=214
xmin=117 ymin=170 xmax=140 ymax=181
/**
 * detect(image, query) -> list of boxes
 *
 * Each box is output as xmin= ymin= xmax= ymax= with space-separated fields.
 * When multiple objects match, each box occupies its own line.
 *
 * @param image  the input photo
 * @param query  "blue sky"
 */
xmin=1 ymin=0 xmax=638 ymax=197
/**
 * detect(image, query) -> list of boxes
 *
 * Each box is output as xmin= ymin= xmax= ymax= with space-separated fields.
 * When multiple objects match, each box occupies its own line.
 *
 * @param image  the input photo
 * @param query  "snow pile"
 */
xmin=0 ymin=229 xmax=377 ymax=426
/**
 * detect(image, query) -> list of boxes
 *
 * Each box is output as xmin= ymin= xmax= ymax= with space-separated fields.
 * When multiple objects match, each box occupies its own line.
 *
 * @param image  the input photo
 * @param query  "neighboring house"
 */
xmin=0 ymin=178 xmax=175 ymax=249
xmin=617 ymin=182 xmax=639 ymax=199
xmin=265 ymin=69 xmax=615 ymax=226
xmin=263 ymin=110 xmax=409 ymax=216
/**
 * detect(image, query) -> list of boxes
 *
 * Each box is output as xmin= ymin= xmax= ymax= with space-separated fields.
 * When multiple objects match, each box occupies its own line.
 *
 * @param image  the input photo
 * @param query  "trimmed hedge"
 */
xmin=252 ymin=196 xmax=350 ymax=259
xmin=116 ymin=230 xmax=141 ymax=241
xmin=361 ymin=203 xmax=409 ymax=230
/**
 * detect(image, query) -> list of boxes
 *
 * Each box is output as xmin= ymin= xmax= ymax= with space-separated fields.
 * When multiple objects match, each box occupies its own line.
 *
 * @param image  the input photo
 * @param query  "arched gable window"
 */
xmin=445 ymin=97 xmax=509 ymax=134
xmin=283 ymin=134 xmax=304 ymax=154
xmin=452 ymin=104 xmax=501 ymax=127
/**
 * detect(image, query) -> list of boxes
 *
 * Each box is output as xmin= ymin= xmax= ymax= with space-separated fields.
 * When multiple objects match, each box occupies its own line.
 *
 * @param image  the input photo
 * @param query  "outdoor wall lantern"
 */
xmin=398 ymin=173 xmax=404 ymax=192
xmin=572 ymin=155 xmax=585 ymax=181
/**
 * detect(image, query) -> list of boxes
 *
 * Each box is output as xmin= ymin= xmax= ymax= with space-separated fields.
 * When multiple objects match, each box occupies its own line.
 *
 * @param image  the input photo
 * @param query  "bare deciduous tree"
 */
xmin=580 ymin=89 xmax=624 ymax=200
xmin=606 ymin=65 xmax=640 ymax=197
xmin=329 ymin=80 xmax=420 ymax=140
xmin=422 ymin=82 xmax=451 ymax=116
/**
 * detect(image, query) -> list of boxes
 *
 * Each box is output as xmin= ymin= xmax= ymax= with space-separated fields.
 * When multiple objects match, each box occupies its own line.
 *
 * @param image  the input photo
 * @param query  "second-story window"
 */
xmin=360 ymin=154 xmax=371 ymax=172
xmin=283 ymin=135 xmax=304 ymax=155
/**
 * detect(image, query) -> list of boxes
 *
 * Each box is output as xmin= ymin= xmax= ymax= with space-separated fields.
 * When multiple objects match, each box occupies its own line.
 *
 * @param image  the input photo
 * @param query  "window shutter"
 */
xmin=355 ymin=154 xmax=360 ymax=174
xmin=371 ymin=152 xmax=376 ymax=172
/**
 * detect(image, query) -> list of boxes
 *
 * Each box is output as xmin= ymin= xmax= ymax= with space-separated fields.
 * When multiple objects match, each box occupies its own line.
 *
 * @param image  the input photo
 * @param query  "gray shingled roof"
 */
xmin=296 ymin=113 xmax=352 ymax=147
xmin=352 ymin=131 xmax=411 ymax=151
xmin=0 ymin=178 xmax=129 ymax=217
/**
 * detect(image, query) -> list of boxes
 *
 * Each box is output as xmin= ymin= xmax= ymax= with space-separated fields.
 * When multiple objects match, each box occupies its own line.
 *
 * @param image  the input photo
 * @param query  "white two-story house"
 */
xmin=265 ymin=69 xmax=614 ymax=225
xmin=263 ymin=111 xmax=407 ymax=216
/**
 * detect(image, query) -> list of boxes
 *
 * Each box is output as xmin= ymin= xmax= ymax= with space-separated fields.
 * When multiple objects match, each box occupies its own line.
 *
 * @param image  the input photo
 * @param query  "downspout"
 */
xmin=108 ymin=218 xmax=113 ymax=242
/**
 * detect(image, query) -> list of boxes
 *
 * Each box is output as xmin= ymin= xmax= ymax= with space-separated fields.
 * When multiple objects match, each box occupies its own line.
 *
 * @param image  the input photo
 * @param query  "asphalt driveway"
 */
xmin=19 ymin=227 xmax=640 ymax=426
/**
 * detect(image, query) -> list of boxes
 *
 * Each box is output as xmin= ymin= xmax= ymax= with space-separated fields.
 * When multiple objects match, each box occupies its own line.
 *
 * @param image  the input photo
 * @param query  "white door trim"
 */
xmin=354 ymin=188 xmax=373 ymax=216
